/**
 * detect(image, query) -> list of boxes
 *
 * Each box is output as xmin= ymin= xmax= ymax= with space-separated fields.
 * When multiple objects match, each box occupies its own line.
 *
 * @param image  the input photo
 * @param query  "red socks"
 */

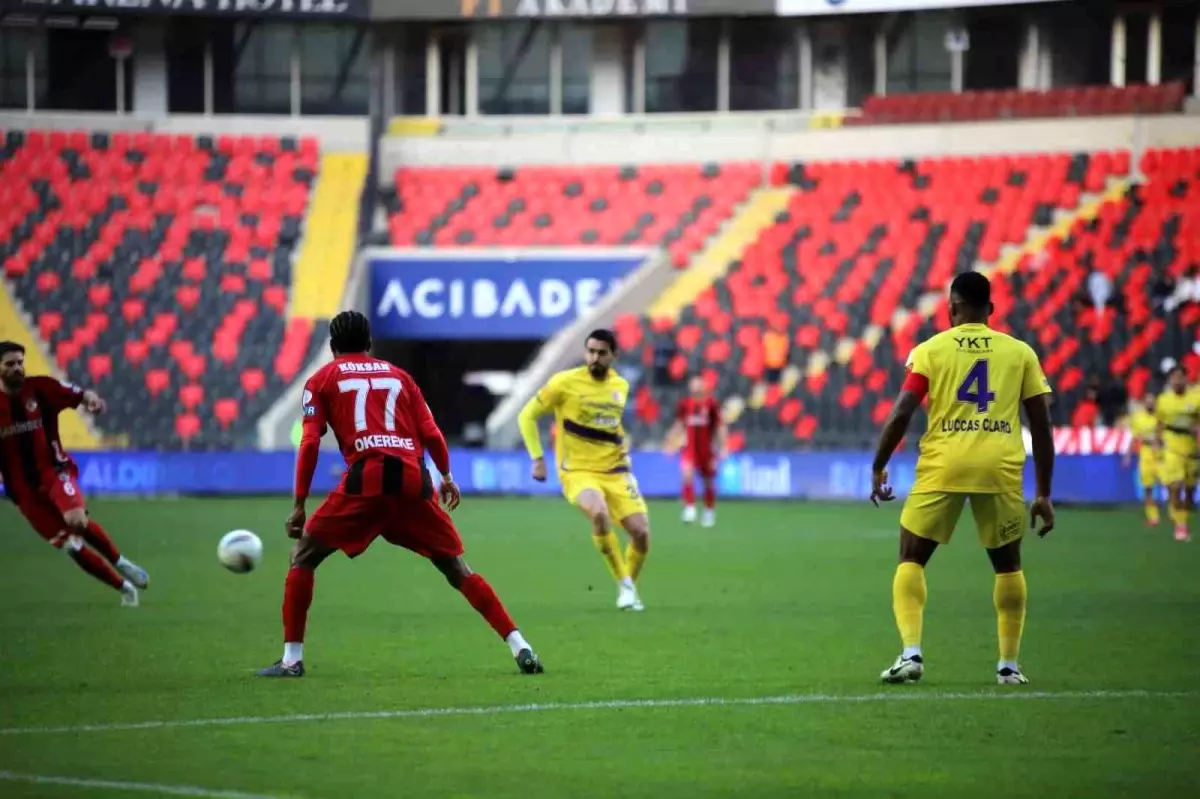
xmin=283 ymin=567 xmax=315 ymax=643
xmin=703 ymin=481 xmax=716 ymax=509
xmin=69 ymin=546 xmax=125 ymax=591
xmin=682 ymin=483 xmax=696 ymax=505
xmin=83 ymin=520 xmax=121 ymax=565
xmin=459 ymin=573 xmax=517 ymax=639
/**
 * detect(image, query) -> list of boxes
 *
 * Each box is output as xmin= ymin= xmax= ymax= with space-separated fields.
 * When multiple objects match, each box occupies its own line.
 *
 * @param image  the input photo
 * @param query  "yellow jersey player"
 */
xmin=1154 ymin=366 xmax=1197 ymax=542
xmin=1123 ymin=397 xmax=1162 ymax=527
xmin=517 ymin=329 xmax=650 ymax=611
xmin=869 ymin=272 xmax=1055 ymax=686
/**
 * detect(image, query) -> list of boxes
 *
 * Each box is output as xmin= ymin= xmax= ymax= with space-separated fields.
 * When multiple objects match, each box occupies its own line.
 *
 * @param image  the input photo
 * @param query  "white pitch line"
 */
xmin=0 ymin=770 xmax=298 ymax=799
xmin=0 ymin=689 xmax=1192 ymax=738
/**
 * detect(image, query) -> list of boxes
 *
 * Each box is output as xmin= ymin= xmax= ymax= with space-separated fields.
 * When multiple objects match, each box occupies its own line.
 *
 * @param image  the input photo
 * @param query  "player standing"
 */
xmin=869 ymin=272 xmax=1055 ymax=686
xmin=1153 ymin=366 xmax=1196 ymax=542
xmin=517 ymin=330 xmax=650 ymax=612
xmin=1123 ymin=396 xmax=1161 ymax=527
xmin=258 ymin=312 xmax=543 ymax=677
xmin=666 ymin=375 xmax=726 ymax=527
xmin=0 ymin=342 xmax=149 ymax=606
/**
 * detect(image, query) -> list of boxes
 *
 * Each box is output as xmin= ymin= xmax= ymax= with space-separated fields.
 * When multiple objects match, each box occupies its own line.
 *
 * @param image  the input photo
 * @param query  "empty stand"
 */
xmin=0 ymin=129 xmax=329 ymax=448
xmin=853 ymin=83 xmax=1185 ymax=126
xmin=384 ymin=163 xmax=761 ymax=266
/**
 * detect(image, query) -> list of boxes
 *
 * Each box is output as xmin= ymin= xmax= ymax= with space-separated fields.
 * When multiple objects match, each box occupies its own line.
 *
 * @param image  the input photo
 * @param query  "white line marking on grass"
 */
xmin=0 ymin=770 xmax=298 ymax=799
xmin=0 ymin=690 xmax=1192 ymax=737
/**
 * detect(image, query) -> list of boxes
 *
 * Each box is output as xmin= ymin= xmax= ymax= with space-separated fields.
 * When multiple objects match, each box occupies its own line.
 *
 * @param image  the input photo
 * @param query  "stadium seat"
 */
xmin=1 ymin=129 xmax=328 ymax=448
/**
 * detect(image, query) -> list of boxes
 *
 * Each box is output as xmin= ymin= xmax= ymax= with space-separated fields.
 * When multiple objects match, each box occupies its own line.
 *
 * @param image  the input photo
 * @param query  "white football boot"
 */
xmin=681 ymin=505 xmax=697 ymax=524
xmin=881 ymin=653 xmax=924 ymax=684
xmin=996 ymin=665 xmax=1029 ymax=685
xmin=700 ymin=508 xmax=716 ymax=528
xmin=120 ymin=581 xmax=140 ymax=608
xmin=616 ymin=578 xmax=644 ymax=611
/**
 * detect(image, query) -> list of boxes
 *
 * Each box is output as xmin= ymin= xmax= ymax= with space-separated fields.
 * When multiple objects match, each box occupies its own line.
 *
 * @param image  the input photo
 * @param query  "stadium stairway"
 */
xmin=645 ymin=187 xmax=796 ymax=321
xmin=0 ymin=280 xmax=101 ymax=450
xmin=289 ymin=152 xmax=368 ymax=320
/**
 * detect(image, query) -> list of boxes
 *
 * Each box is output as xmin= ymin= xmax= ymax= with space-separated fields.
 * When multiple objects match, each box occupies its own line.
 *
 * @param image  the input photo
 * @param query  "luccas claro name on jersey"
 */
xmin=355 ymin=435 xmax=415 ymax=452
xmin=939 ymin=418 xmax=1015 ymax=434
xmin=375 ymin=277 xmax=621 ymax=320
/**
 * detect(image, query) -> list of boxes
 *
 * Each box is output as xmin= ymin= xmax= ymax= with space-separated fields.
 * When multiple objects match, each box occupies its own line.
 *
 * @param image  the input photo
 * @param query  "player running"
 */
xmin=0 ymin=341 xmax=149 ymax=606
xmin=869 ymin=272 xmax=1055 ymax=686
xmin=258 ymin=312 xmax=543 ymax=678
xmin=1123 ymin=396 xmax=1162 ymax=527
xmin=666 ymin=375 xmax=726 ymax=527
xmin=517 ymin=329 xmax=650 ymax=612
xmin=1154 ymin=366 xmax=1197 ymax=542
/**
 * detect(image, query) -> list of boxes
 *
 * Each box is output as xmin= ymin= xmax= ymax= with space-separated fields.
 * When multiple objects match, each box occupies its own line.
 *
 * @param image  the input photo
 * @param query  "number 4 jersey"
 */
xmin=300 ymin=354 xmax=447 ymax=497
xmin=905 ymin=322 xmax=1052 ymax=494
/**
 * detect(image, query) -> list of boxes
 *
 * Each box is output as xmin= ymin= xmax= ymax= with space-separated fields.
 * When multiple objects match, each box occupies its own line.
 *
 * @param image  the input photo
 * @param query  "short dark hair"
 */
xmin=0 ymin=341 xmax=25 ymax=360
xmin=329 ymin=311 xmax=372 ymax=354
xmin=949 ymin=271 xmax=991 ymax=310
xmin=586 ymin=329 xmax=618 ymax=354
xmin=1168 ymin=364 xmax=1186 ymax=378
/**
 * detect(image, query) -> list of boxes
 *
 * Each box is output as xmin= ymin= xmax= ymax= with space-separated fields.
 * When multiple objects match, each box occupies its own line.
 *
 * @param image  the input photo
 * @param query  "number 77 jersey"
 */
xmin=301 ymin=354 xmax=442 ymax=497
xmin=906 ymin=322 xmax=1052 ymax=494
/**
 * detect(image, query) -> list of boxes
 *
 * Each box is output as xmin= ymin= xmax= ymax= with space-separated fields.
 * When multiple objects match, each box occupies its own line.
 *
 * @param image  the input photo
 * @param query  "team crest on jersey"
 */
xmin=612 ymin=392 xmax=623 ymax=403
xmin=25 ymin=399 xmax=37 ymax=412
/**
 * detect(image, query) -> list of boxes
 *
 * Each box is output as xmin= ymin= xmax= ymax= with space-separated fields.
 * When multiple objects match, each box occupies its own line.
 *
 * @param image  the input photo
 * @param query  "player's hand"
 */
xmin=439 ymin=475 xmax=461 ymax=512
xmin=531 ymin=457 xmax=547 ymax=483
xmin=1030 ymin=496 xmax=1055 ymax=537
xmin=285 ymin=505 xmax=306 ymax=540
xmin=870 ymin=468 xmax=894 ymax=507
xmin=81 ymin=390 xmax=106 ymax=414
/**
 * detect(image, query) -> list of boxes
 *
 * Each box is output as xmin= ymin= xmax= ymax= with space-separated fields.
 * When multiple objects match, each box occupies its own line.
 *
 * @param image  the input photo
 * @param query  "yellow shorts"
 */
xmin=900 ymin=491 xmax=1026 ymax=550
xmin=561 ymin=470 xmax=648 ymax=523
xmin=1158 ymin=451 xmax=1198 ymax=487
xmin=1138 ymin=452 xmax=1160 ymax=489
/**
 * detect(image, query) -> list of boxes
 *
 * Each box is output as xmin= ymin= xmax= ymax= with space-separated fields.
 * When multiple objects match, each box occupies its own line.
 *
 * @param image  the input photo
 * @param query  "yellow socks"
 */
xmin=892 ymin=562 xmax=927 ymax=650
xmin=994 ymin=570 xmax=1028 ymax=665
xmin=625 ymin=543 xmax=647 ymax=582
xmin=592 ymin=531 xmax=629 ymax=582
xmin=1145 ymin=501 xmax=1160 ymax=526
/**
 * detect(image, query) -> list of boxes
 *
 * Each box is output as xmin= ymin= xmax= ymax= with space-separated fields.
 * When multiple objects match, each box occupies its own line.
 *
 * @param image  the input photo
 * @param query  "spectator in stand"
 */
xmin=763 ymin=324 xmax=789 ymax=385
xmin=1072 ymin=386 xmax=1100 ymax=427
xmin=1088 ymin=269 xmax=1112 ymax=312
xmin=1151 ymin=272 xmax=1177 ymax=313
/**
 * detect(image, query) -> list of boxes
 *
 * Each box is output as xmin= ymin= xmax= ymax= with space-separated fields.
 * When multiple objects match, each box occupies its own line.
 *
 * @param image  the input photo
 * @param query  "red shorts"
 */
xmin=17 ymin=467 xmax=87 ymax=548
xmin=680 ymin=450 xmax=717 ymax=478
xmin=306 ymin=492 xmax=464 ymax=560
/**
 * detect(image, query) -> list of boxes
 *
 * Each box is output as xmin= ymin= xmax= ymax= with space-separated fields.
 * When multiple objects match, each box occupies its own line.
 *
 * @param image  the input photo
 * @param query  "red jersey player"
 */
xmin=257 ymin=311 xmax=543 ymax=678
xmin=0 ymin=341 xmax=149 ymax=606
xmin=667 ymin=375 xmax=726 ymax=528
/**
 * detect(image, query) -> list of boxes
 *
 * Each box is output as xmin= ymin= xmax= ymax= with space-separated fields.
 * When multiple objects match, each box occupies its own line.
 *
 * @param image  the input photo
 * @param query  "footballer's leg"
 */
xmin=20 ymin=494 xmax=136 ymax=604
xmin=258 ymin=534 xmax=336 ymax=677
xmin=974 ymin=492 xmax=1030 ymax=685
xmin=568 ymin=478 xmax=635 ymax=605
xmin=611 ymin=472 xmax=650 ymax=608
xmin=60 ymin=507 xmax=150 ymax=591
xmin=430 ymin=555 xmax=543 ymax=674
xmin=700 ymin=466 xmax=717 ymax=528
xmin=882 ymin=492 xmax=961 ymax=684
xmin=680 ymin=456 xmax=697 ymax=523
xmin=1139 ymin=456 xmax=1160 ymax=527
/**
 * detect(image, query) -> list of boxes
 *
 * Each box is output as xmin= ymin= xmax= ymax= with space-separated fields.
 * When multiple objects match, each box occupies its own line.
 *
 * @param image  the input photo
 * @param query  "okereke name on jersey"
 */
xmin=354 ymin=434 xmax=415 ymax=452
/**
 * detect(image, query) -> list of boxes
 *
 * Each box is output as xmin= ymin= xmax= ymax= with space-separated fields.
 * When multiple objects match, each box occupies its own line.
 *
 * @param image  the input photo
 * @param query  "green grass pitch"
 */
xmin=0 ymin=496 xmax=1197 ymax=798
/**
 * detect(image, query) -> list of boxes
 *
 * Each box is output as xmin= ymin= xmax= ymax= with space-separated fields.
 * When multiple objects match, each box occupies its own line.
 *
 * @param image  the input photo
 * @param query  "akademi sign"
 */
xmin=5 ymin=0 xmax=368 ymax=17
xmin=776 ymin=0 xmax=1068 ymax=14
xmin=373 ymin=0 xmax=775 ymax=20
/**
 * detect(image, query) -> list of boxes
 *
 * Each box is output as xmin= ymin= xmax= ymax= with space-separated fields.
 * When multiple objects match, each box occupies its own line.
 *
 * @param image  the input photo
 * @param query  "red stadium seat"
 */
xmin=214 ymin=398 xmax=240 ymax=429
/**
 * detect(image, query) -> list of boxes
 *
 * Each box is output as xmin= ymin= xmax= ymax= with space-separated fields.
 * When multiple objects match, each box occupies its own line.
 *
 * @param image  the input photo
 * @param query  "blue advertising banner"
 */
xmin=368 ymin=251 xmax=647 ymax=339
xmin=0 ymin=450 xmax=1140 ymax=505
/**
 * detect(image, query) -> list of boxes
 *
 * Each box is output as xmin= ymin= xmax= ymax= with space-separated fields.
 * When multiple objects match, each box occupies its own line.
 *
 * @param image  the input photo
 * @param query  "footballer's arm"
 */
xmin=871 ymin=368 xmax=927 ymax=504
xmin=517 ymin=394 xmax=551 ymax=482
xmin=411 ymin=388 xmax=457 ymax=507
xmin=1022 ymin=393 xmax=1056 ymax=536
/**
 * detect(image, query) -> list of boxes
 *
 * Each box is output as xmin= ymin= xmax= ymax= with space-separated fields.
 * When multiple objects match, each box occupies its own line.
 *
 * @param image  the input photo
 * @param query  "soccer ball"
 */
xmin=217 ymin=530 xmax=263 ymax=574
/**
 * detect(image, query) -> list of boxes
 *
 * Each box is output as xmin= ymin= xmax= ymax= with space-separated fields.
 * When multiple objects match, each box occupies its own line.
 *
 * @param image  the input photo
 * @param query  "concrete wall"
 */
xmin=381 ymin=113 xmax=1200 ymax=175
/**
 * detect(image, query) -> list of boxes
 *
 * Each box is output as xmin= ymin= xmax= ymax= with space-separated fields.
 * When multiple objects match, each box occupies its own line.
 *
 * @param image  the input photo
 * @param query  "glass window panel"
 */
xmin=886 ymin=11 xmax=952 ymax=95
xmin=730 ymin=19 xmax=798 ymax=111
xmin=300 ymin=24 xmax=369 ymax=116
xmin=233 ymin=22 xmax=293 ymax=115
xmin=645 ymin=20 xmax=718 ymax=113
xmin=561 ymin=24 xmax=592 ymax=116
xmin=477 ymin=22 xmax=550 ymax=116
